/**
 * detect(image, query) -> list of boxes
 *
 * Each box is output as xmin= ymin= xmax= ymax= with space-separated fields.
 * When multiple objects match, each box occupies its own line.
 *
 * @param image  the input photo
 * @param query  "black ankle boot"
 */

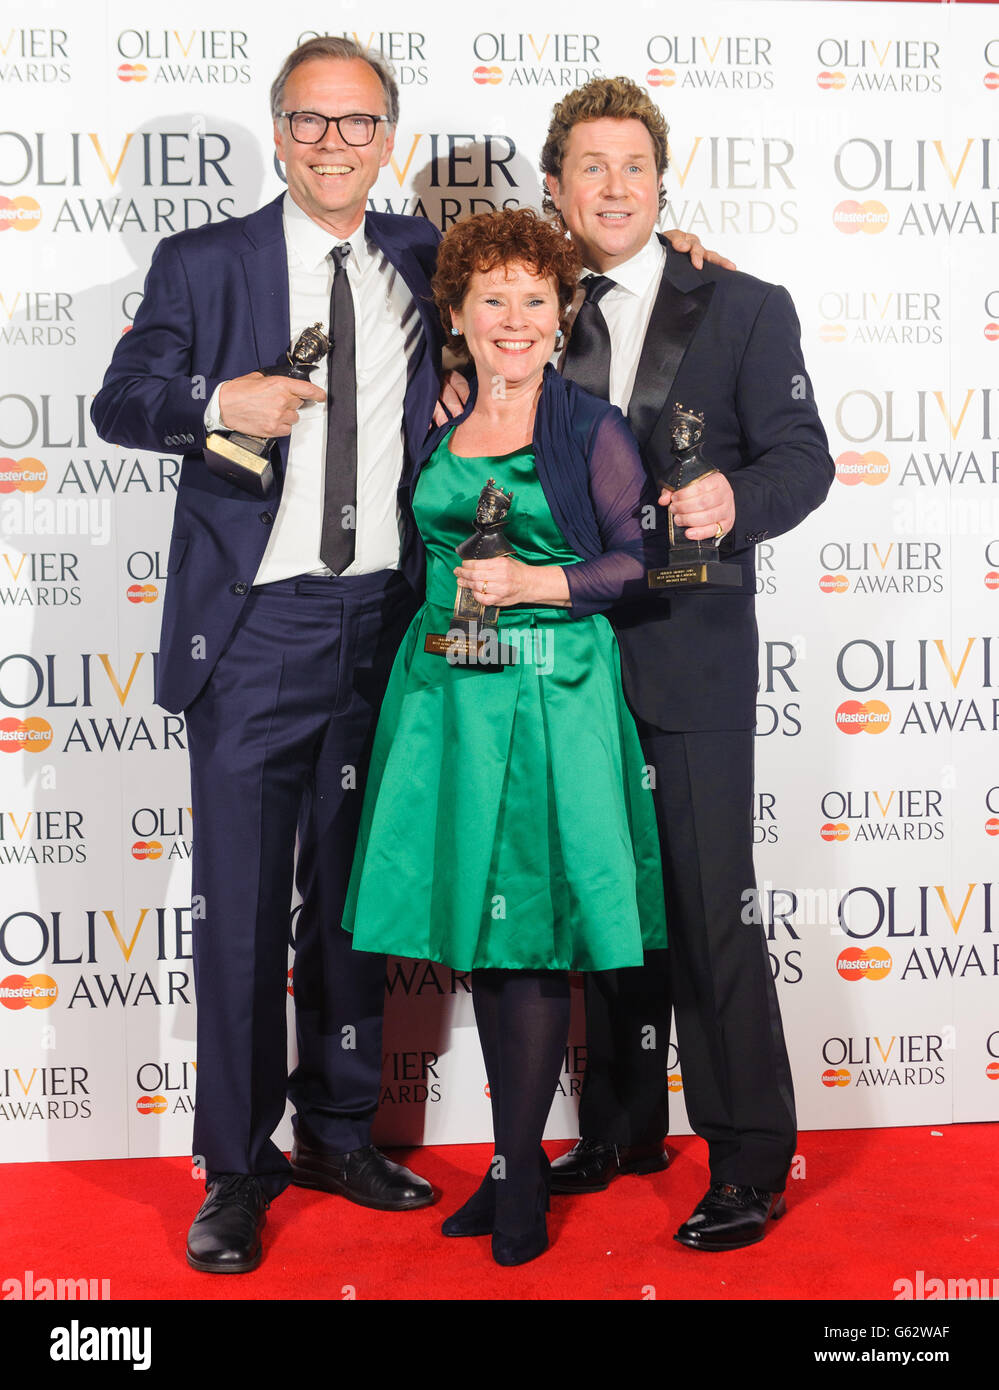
xmin=441 ymin=1170 xmax=497 ymax=1237
xmin=491 ymin=1151 xmax=551 ymax=1266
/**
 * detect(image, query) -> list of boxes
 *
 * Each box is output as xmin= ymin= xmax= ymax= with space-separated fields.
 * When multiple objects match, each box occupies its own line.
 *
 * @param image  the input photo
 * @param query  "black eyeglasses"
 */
xmin=279 ymin=111 xmax=390 ymax=147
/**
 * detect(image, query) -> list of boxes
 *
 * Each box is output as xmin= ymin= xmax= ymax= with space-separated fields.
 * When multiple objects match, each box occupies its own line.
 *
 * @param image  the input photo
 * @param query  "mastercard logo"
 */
xmin=0 ymin=717 xmax=54 ymax=753
xmin=822 ymin=1068 xmax=851 ymax=1088
xmin=0 ymin=196 xmax=42 ymax=233
xmin=126 ymin=583 xmax=158 ymax=604
xmin=820 ymin=822 xmax=850 ymax=842
xmin=985 ymin=72 xmax=999 ymax=91
xmin=136 ymin=1094 xmax=167 ymax=1114
xmin=987 ymin=1062 xmax=999 ymax=1080
xmin=0 ymin=458 xmax=47 ymax=493
xmin=833 ymin=199 xmax=889 ymax=234
xmin=835 ymin=700 xmax=891 ymax=734
xmin=817 ymin=71 xmax=846 ymax=91
xmin=837 ymin=947 xmax=892 ymax=982
xmin=835 ymin=450 xmax=890 ymax=486
xmin=819 ymin=323 xmax=846 ymax=344
xmin=667 ymin=1072 xmax=683 ymax=1092
xmin=472 ymin=66 xmax=502 ymax=85
xmin=820 ymin=573 xmax=849 ymax=594
xmin=646 ymin=69 xmax=676 ymax=88
xmin=986 ymin=324 xmax=999 ymax=342
xmin=985 ymin=571 xmax=999 ymax=591
xmin=0 ymin=973 xmax=58 ymax=1009
xmin=131 ymin=840 xmax=163 ymax=860
xmin=985 ymin=817 xmax=999 ymax=837
xmin=117 ymin=63 xmax=148 ymax=82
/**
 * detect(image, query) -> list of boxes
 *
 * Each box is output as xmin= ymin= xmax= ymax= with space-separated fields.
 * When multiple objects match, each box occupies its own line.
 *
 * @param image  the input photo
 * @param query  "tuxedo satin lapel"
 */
xmin=627 ymin=276 xmax=715 ymax=450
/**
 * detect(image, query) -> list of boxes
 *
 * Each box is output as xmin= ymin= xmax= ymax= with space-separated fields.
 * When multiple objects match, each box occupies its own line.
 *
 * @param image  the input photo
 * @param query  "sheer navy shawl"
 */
xmin=413 ymin=364 xmax=656 ymax=618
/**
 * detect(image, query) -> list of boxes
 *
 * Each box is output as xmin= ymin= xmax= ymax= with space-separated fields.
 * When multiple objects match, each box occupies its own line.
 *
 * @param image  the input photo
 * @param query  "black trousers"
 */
xmin=184 ymin=571 xmax=416 ymax=1198
xmin=578 ymin=727 xmax=797 ymax=1192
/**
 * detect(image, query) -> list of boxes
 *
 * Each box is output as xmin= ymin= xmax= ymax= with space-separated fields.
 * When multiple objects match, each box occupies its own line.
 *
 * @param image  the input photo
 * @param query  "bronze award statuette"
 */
xmin=425 ymin=478 xmax=515 ymax=666
xmin=203 ymin=323 xmax=331 ymax=497
xmin=647 ymin=404 xmax=741 ymax=590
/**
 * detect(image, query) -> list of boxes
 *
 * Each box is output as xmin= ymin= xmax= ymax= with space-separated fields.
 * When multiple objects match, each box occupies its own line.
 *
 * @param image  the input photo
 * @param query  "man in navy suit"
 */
xmin=92 ymin=38 xmax=444 ymax=1272
xmin=541 ymin=78 xmax=834 ymax=1250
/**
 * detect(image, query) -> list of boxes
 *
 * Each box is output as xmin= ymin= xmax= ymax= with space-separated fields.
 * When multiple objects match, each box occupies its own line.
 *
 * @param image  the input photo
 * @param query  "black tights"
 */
xmin=471 ymin=968 xmax=572 ymax=1234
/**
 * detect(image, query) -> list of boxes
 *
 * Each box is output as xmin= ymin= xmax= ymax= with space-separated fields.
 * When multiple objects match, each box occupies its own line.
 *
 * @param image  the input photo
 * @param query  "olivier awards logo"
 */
xmin=818 ymin=787 xmax=944 ymax=844
xmin=470 ymin=31 xmax=602 ymax=87
xmin=663 ymin=135 xmax=797 ymax=238
xmin=834 ymin=637 xmax=999 ymax=736
xmin=113 ymin=28 xmax=251 ymax=85
xmin=832 ymin=137 xmax=996 ymax=237
xmin=815 ymin=36 xmax=942 ymax=93
xmin=828 ymin=881 xmax=998 ymax=982
xmin=0 ymin=128 xmax=239 ymax=235
xmin=0 ymin=906 xmax=194 ymax=1011
xmin=817 ymin=289 xmax=943 ymax=347
xmin=820 ymin=1035 xmax=946 ymax=1089
xmin=644 ymin=33 xmax=774 ymax=91
xmin=833 ymin=387 xmax=998 ymax=489
xmin=0 ymin=27 xmax=71 ymax=83
xmin=818 ymin=541 xmax=943 ymax=596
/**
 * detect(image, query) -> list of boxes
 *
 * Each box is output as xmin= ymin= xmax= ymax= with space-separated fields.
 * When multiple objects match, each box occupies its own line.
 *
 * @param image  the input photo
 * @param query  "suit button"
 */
xmin=231 ymin=581 xmax=249 ymax=596
xmin=259 ymin=511 xmax=273 ymax=525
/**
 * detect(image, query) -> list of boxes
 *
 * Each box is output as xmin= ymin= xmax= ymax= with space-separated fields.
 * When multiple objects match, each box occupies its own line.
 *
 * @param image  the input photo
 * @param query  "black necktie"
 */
xmin=561 ymin=273 xmax=615 ymax=399
xmin=320 ymin=243 xmax=357 ymax=574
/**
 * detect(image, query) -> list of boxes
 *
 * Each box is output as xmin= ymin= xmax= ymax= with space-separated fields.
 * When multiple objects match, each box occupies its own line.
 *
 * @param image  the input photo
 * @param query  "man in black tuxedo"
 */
xmin=92 ymin=38 xmax=445 ymax=1272
xmin=541 ymin=78 xmax=834 ymax=1250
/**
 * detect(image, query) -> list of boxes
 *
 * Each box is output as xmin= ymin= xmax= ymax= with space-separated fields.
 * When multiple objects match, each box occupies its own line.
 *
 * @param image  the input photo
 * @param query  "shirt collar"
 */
xmin=581 ymin=232 xmax=665 ymax=297
xmin=282 ymin=191 xmax=371 ymax=274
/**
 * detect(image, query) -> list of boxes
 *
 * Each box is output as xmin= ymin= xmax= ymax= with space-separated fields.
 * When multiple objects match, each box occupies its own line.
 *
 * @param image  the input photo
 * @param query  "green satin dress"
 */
xmin=342 ymin=431 xmax=667 ymax=971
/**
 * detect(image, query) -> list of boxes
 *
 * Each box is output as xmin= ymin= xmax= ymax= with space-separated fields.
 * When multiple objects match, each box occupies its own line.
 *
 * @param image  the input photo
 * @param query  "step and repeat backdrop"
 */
xmin=2 ymin=0 xmax=997 ymax=1164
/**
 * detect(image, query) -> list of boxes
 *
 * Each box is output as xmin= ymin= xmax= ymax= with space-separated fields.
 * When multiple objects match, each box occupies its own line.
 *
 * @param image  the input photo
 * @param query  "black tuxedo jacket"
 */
xmin=611 ymin=239 xmax=834 ymax=731
xmin=91 ymin=195 xmax=444 ymax=714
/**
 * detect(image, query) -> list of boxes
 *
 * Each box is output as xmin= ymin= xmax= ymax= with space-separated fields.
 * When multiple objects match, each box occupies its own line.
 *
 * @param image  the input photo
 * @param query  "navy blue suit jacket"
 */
xmin=611 ymin=243 xmax=835 ymax=732
xmin=91 ymin=195 xmax=443 ymax=713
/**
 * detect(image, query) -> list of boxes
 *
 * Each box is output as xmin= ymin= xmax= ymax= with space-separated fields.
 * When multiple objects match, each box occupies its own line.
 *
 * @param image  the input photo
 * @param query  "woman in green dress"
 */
xmin=343 ymin=208 xmax=666 ymax=1265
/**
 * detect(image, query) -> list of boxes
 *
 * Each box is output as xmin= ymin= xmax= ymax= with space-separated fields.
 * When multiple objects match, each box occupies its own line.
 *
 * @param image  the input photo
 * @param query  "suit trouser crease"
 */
xmin=580 ymin=728 xmax=797 ymax=1192
xmin=185 ymin=573 xmax=414 ymax=1196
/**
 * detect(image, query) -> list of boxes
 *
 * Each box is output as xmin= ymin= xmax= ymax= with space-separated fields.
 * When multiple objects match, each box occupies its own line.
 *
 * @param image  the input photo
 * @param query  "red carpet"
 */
xmin=4 ymin=1124 xmax=995 ymax=1302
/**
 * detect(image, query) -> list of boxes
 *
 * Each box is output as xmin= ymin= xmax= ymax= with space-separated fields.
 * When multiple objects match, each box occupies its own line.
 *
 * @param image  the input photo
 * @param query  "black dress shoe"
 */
xmin=549 ymin=1138 xmax=670 ymax=1194
xmin=290 ymin=1138 xmax=435 ymax=1211
xmin=186 ymin=1174 xmax=269 ymax=1274
xmin=674 ymin=1183 xmax=786 ymax=1252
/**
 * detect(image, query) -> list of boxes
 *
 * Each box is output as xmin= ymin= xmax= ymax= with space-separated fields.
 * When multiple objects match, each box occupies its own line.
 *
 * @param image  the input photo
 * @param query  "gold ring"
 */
xmin=482 ymin=580 xmax=488 ymax=594
xmin=714 ymin=522 xmax=724 ymax=540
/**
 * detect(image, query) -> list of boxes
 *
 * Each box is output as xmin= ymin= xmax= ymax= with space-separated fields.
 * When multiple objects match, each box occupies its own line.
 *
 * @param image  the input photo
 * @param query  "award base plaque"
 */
xmin=203 ymin=430 xmax=275 ymax=497
xmin=648 ymin=404 xmax=741 ymax=591
xmin=425 ymin=478 xmax=516 ymax=667
xmin=648 ymin=557 xmax=742 ymax=589
xmin=203 ymin=323 xmax=331 ymax=497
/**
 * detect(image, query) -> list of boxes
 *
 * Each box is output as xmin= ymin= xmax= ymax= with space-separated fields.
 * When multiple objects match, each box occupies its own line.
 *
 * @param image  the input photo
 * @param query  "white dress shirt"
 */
xmin=207 ymin=192 xmax=419 ymax=584
xmin=579 ymin=233 xmax=667 ymax=415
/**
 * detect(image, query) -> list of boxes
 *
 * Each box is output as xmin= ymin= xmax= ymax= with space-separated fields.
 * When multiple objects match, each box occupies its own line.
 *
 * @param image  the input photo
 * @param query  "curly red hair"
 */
xmin=431 ymin=208 xmax=580 ymax=354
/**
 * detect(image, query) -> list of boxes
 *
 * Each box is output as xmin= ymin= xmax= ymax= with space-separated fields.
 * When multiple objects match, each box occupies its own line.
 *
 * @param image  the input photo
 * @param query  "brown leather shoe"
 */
xmin=290 ymin=1139 xmax=435 ymax=1211
xmin=549 ymin=1138 xmax=670 ymax=1194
